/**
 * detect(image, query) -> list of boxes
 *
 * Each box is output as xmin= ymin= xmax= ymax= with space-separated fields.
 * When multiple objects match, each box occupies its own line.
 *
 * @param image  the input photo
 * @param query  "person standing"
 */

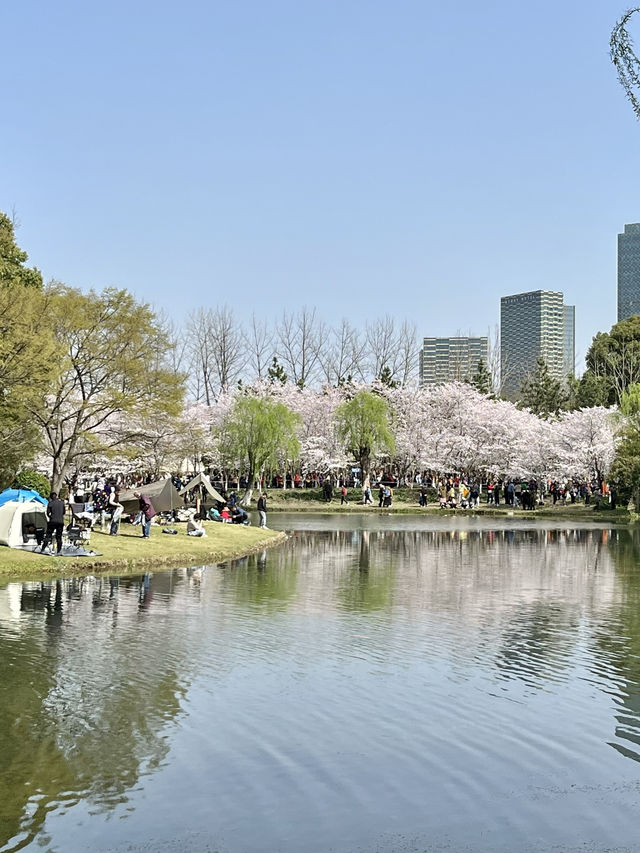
xmin=42 ymin=491 xmax=66 ymax=554
xmin=134 ymin=492 xmax=156 ymax=539
xmin=257 ymin=493 xmax=268 ymax=528
xmin=108 ymin=487 xmax=124 ymax=535
xmin=341 ymin=484 xmax=349 ymax=505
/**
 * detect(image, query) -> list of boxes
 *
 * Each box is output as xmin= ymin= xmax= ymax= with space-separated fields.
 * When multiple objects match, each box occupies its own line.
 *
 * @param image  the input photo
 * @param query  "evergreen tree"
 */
xmin=469 ymin=358 xmax=493 ymax=396
xmin=378 ymin=365 xmax=398 ymax=388
xmin=519 ymin=358 xmax=567 ymax=418
xmin=0 ymin=212 xmax=43 ymax=289
xmin=267 ymin=356 xmax=288 ymax=385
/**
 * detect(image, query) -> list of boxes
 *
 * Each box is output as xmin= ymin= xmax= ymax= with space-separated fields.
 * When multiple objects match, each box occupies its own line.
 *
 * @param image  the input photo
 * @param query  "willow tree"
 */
xmin=611 ymin=8 xmax=640 ymax=120
xmin=334 ymin=390 xmax=395 ymax=482
xmin=220 ymin=395 xmax=301 ymax=504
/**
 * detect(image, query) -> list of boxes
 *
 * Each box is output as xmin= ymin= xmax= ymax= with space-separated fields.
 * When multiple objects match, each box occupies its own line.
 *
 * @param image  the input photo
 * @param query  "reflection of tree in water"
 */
xmin=338 ymin=531 xmax=396 ymax=612
xmin=220 ymin=549 xmax=299 ymax=611
xmin=599 ymin=529 xmax=640 ymax=762
xmin=0 ymin=574 xmax=190 ymax=851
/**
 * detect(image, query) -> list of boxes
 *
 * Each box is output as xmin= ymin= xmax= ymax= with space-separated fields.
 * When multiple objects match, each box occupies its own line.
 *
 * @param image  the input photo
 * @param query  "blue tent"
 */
xmin=0 ymin=488 xmax=47 ymax=507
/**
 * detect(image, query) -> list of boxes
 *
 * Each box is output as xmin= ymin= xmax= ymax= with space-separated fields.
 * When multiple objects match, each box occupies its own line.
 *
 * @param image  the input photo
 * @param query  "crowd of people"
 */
xmin=59 ymin=467 xmax=617 ymax=541
xmin=432 ymin=476 xmax=616 ymax=511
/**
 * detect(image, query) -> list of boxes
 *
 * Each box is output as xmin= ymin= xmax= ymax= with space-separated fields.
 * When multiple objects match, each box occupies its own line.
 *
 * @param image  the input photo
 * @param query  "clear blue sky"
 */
xmin=3 ymin=0 xmax=640 ymax=368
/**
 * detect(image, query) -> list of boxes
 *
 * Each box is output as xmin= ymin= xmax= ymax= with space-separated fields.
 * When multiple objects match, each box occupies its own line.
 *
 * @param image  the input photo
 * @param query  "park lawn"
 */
xmin=0 ymin=522 xmax=286 ymax=579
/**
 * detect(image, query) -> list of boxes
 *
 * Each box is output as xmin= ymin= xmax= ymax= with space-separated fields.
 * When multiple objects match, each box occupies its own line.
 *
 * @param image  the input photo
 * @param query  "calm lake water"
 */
xmin=2 ymin=514 xmax=640 ymax=853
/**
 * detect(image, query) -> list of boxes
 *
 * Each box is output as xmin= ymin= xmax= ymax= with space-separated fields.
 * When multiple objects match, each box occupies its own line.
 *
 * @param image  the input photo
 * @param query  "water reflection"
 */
xmin=0 ymin=572 xmax=192 ymax=852
xmin=1 ymin=523 xmax=640 ymax=852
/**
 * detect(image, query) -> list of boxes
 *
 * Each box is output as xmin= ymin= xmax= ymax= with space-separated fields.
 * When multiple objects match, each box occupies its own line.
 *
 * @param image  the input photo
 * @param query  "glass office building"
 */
xmin=618 ymin=223 xmax=640 ymax=321
xmin=500 ymin=290 xmax=574 ymax=398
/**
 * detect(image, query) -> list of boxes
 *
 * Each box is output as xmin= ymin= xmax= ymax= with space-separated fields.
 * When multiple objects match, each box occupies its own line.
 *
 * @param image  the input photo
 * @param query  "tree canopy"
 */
xmin=583 ymin=315 xmax=640 ymax=405
xmin=611 ymin=7 xmax=640 ymax=122
xmin=221 ymin=395 xmax=301 ymax=502
xmin=519 ymin=358 xmax=567 ymax=418
xmin=32 ymin=284 xmax=185 ymax=492
xmin=0 ymin=212 xmax=43 ymax=289
xmin=334 ymin=390 xmax=395 ymax=480
xmin=0 ymin=219 xmax=56 ymax=487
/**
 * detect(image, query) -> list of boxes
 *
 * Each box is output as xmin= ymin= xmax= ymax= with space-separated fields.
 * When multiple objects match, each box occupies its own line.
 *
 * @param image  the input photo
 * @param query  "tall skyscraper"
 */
xmin=500 ymin=290 xmax=574 ymax=398
xmin=618 ymin=223 xmax=640 ymax=321
xmin=419 ymin=336 xmax=489 ymax=386
xmin=563 ymin=304 xmax=575 ymax=377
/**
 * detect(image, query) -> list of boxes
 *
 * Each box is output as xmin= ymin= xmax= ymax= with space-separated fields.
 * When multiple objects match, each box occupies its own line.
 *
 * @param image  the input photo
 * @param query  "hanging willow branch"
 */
xmin=611 ymin=8 xmax=640 ymax=120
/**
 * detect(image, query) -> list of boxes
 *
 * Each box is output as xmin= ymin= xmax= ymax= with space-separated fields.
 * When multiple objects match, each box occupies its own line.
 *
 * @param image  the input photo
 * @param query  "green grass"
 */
xmin=0 ymin=522 xmax=286 ymax=579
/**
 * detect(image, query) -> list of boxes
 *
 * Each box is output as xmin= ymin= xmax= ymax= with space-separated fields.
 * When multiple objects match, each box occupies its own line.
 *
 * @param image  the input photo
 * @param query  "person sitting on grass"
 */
xmin=220 ymin=506 xmax=232 ymax=522
xmin=187 ymin=513 xmax=206 ymax=537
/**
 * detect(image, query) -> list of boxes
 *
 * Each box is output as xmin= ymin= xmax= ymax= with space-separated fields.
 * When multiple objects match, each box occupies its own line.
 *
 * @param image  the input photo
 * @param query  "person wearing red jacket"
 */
xmin=134 ymin=492 xmax=156 ymax=539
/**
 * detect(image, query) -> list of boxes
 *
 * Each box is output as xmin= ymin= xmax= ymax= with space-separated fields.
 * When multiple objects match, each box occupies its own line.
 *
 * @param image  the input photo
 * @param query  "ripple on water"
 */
xmin=3 ymin=523 xmax=640 ymax=852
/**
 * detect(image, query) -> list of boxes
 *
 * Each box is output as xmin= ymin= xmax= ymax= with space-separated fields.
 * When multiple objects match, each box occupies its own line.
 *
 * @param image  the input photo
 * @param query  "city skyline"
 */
xmin=2 ymin=1 xmax=638 ymax=374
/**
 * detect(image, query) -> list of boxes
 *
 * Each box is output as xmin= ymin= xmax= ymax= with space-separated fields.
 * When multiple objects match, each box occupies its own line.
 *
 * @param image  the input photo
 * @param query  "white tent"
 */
xmin=179 ymin=472 xmax=226 ymax=504
xmin=0 ymin=501 xmax=48 ymax=549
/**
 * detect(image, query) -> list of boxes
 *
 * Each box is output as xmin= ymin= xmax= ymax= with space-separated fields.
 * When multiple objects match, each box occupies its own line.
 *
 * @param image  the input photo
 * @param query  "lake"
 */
xmin=1 ymin=514 xmax=640 ymax=853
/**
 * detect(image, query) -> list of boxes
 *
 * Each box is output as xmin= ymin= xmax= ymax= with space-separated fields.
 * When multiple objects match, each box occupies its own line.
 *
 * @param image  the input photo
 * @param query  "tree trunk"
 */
xmin=51 ymin=455 xmax=66 ymax=495
xmin=241 ymin=468 xmax=256 ymax=506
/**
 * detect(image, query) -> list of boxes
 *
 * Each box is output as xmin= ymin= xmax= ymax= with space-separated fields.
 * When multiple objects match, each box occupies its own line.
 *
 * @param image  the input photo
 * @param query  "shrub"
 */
xmin=14 ymin=469 xmax=51 ymax=499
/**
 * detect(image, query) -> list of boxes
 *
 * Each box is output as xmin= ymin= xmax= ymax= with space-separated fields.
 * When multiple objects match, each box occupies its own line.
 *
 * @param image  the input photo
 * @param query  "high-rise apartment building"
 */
xmin=618 ymin=223 xmax=640 ymax=321
xmin=500 ymin=290 xmax=574 ymax=398
xmin=419 ymin=336 xmax=489 ymax=386
xmin=563 ymin=304 xmax=575 ymax=377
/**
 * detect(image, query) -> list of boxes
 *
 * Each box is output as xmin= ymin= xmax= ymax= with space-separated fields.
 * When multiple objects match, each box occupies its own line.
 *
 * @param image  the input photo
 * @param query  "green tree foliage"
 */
xmin=334 ymin=390 xmax=395 ymax=480
xmin=32 ymin=284 xmax=185 ymax=492
xmin=378 ymin=366 xmax=399 ymax=388
xmin=0 ymin=214 xmax=58 ymax=487
xmin=267 ymin=356 xmax=288 ymax=385
xmin=519 ymin=358 xmax=567 ymax=418
xmin=13 ymin=468 xmax=51 ymax=498
xmin=584 ymin=316 xmax=640 ymax=405
xmin=469 ymin=358 xmax=493 ymax=396
xmin=0 ymin=212 xmax=43 ymax=289
xmin=611 ymin=7 xmax=640 ymax=121
xmin=221 ymin=395 xmax=301 ymax=503
xmin=570 ymin=371 xmax=611 ymax=409
xmin=609 ymin=384 xmax=640 ymax=511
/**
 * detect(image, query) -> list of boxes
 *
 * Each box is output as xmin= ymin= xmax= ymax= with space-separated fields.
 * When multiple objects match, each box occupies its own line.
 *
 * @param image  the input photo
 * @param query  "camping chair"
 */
xmin=65 ymin=521 xmax=90 ymax=547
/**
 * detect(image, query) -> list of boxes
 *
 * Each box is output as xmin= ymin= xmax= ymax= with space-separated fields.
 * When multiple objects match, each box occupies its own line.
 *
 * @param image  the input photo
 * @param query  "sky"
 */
xmin=3 ymin=0 xmax=640 ymax=370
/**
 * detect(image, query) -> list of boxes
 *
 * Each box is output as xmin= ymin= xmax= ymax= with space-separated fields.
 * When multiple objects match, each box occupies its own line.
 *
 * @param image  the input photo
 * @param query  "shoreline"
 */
xmin=265 ymin=501 xmax=630 ymax=524
xmin=0 ymin=524 xmax=287 ymax=580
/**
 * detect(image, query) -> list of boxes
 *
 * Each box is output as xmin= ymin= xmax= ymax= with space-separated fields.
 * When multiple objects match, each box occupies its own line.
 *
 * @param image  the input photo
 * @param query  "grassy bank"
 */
xmin=264 ymin=487 xmax=631 ymax=523
xmin=0 ymin=522 xmax=286 ymax=579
